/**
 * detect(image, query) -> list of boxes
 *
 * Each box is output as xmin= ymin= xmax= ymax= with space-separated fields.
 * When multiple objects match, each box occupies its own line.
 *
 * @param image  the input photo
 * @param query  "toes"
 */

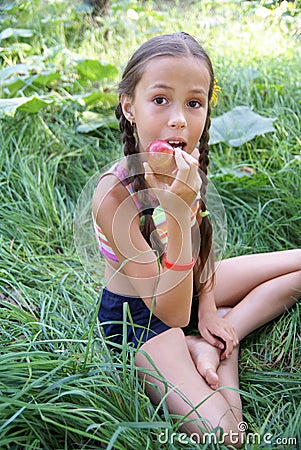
xmin=197 ymin=363 xmax=219 ymax=389
xmin=205 ymin=368 xmax=219 ymax=389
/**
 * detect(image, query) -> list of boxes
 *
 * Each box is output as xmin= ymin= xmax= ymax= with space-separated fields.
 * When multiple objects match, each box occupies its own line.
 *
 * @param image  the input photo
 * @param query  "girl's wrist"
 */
xmin=163 ymin=254 xmax=195 ymax=271
xmin=160 ymin=194 xmax=192 ymax=217
xmin=198 ymin=296 xmax=217 ymax=316
xmin=165 ymin=210 xmax=191 ymax=228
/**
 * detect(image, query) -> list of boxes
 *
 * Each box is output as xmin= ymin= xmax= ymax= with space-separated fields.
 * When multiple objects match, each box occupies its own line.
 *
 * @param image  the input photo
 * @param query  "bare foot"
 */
xmin=186 ymin=335 xmax=221 ymax=390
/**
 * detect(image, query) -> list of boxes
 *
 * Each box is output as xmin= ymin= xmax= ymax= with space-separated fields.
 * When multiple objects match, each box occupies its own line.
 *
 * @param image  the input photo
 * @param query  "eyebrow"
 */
xmin=149 ymin=83 xmax=207 ymax=95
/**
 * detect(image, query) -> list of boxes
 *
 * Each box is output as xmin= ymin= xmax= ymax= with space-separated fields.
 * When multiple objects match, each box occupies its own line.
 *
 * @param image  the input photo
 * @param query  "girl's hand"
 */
xmin=198 ymin=313 xmax=239 ymax=360
xmin=143 ymin=148 xmax=202 ymax=211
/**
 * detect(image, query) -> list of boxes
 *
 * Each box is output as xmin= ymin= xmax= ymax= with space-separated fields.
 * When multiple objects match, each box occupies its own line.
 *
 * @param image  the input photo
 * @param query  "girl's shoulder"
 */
xmin=93 ymin=157 xmax=161 ymax=222
xmin=94 ymin=162 xmax=129 ymax=196
xmin=92 ymin=163 xmax=130 ymax=219
xmin=96 ymin=161 xmax=128 ymax=184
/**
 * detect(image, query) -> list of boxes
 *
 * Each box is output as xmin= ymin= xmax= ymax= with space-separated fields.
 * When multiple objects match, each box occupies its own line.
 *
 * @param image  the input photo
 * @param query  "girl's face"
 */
xmin=121 ymin=55 xmax=211 ymax=155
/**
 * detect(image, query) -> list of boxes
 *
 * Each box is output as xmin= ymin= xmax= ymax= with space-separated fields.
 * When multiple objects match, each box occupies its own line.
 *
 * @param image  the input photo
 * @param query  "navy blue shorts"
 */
xmin=98 ymin=288 xmax=171 ymax=348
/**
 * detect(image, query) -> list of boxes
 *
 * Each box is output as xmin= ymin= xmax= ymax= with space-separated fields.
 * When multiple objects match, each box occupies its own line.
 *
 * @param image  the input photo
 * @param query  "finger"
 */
xmin=174 ymin=149 xmax=200 ymax=175
xmin=213 ymin=327 xmax=233 ymax=344
xmin=173 ymin=150 xmax=201 ymax=195
xmin=226 ymin=325 xmax=239 ymax=347
xmin=222 ymin=338 xmax=234 ymax=359
xmin=181 ymin=150 xmax=199 ymax=167
xmin=173 ymin=149 xmax=190 ymax=180
xmin=212 ymin=328 xmax=234 ymax=358
xmin=202 ymin=329 xmax=225 ymax=350
xmin=230 ymin=330 xmax=239 ymax=348
xmin=182 ymin=156 xmax=202 ymax=194
xmin=233 ymin=328 xmax=239 ymax=347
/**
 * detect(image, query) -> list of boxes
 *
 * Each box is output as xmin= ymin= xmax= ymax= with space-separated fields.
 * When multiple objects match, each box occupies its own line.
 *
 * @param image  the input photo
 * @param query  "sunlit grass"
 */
xmin=0 ymin=0 xmax=300 ymax=448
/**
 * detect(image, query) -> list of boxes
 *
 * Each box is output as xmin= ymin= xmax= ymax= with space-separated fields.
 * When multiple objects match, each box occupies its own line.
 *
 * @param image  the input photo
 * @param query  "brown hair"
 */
xmin=115 ymin=32 xmax=215 ymax=294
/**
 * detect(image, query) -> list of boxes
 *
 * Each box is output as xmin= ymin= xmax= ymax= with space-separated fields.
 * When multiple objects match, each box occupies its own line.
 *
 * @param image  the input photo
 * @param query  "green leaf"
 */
xmin=76 ymin=59 xmax=118 ymax=82
xmin=0 ymin=1 xmax=16 ymax=11
xmin=210 ymin=106 xmax=277 ymax=147
xmin=0 ymin=96 xmax=53 ymax=116
xmin=18 ymin=96 xmax=53 ymax=113
xmin=0 ymin=28 xmax=34 ymax=40
xmin=3 ymin=78 xmax=26 ymax=97
xmin=0 ymin=63 xmax=31 ymax=81
xmin=0 ymin=66 xmax=61 ymax=96
xmin=31 ymin=71 xmax=61 ymax=87
xmin=0 ymin=43 xmax=33 ymax=56
xmin=72 ymin=91 xmax=118 ymax=108
xmin=76 ymin=111 xmax=118 ymax=133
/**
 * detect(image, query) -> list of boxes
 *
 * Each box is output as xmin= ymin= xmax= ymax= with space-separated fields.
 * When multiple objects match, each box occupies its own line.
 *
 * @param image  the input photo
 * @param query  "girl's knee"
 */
xmin=184 ymin=415 xmax=244 ymax=449
xmin=220 ymin=416 xmax=244 ymax=449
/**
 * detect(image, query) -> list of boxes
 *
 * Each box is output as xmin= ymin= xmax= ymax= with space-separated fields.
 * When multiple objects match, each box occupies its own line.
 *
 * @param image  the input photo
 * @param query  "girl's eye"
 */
xmin=188 ymin=100 xmax=202 ymax=108
xmin=153 ymin=97 xmax=167 ymax=105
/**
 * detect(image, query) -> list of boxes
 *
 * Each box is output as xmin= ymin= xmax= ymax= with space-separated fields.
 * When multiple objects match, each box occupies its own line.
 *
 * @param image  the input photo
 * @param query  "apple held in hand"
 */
xmin=146 ymin=140 xmax=176 ymax=175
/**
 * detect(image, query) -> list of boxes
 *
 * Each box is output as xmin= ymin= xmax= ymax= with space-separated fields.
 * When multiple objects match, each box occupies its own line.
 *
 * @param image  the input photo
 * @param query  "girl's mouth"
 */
xmin=167 ymin=140 xmax=186 ymax=150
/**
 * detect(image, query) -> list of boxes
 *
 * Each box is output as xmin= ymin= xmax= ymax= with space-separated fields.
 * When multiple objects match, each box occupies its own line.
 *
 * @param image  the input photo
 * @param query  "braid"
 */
xmin=115 ymin=103 xmax=136 ymax=155
xmin=199 ymin=106 xmax=211 ymax=178
xmin=194 ymin=106 xmax=215 ymax=294
xmin=115 ymin=103 xmax=165 ymax=258
xmin=199 ymin=106 xmax=211 ymax=209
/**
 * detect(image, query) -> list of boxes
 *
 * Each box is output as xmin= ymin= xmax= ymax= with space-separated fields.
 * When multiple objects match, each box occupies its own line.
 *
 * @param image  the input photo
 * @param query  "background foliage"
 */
xmin=0 ymin=0 xmax=300 ymax=448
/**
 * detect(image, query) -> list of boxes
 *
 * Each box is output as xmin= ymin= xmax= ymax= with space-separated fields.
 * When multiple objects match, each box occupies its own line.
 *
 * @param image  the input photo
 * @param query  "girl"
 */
xmin=92 ymin=32 xmax=301 ymax=446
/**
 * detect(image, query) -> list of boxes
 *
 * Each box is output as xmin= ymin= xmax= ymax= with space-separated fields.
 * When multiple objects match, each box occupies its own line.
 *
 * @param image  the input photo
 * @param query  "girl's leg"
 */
xmin=216 ymin=345 xmax=241 ymax=424
xmin=213 ymin=249 xmax=301 ymax=340
xmin=189 ymin=250 xmax=300 ymax=384
xmin=185 ymin=334 xmax=242 ymax=424
xmin=221 ymin=270 xmax=300 ymax=340
xmin=214 ymin=249 xmax=300 ymax=306
xmin=135 ymin=327 xmax=243 ymax=448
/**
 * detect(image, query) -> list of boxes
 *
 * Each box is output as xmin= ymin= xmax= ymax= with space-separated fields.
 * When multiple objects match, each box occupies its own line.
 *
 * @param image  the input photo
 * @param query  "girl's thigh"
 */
xmin=135 ymin=327 xmax=239 ymax=435
xmin=213 ymin=249 xmax=301 ymax=307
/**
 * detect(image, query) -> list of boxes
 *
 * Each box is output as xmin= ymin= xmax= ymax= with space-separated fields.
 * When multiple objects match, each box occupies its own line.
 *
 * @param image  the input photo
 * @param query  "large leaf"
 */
xmin=0 ymin=66 xmax=60 ymax=96
xmin=209 ymin=106 xmax=277 ymax=146
xmin=0 ymin=96 xmax=53 ymax=116
xmin=76 ymin=59 xmax=118 ymax=82
xmin=31 ymin=71 xmax=61 ymax=87
xmin=76 ymin=111 xmax=118 ymax=133
xmin=0 ymin=43 xmax=33 ymax=57
xmin=0 ymin=28 xmax=34 ymax=40
xmin=72 ymin=91 xmax=118 ymax=108
xmin=0 ymin=1 xmax=16 ymax=11
xmin=0 ymin=63 xmax=31 ymax=81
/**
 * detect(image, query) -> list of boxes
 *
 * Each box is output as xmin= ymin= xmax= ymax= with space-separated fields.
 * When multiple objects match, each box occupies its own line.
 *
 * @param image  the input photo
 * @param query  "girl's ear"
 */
xmin=120 ymin=94 xmax=135 ymax=123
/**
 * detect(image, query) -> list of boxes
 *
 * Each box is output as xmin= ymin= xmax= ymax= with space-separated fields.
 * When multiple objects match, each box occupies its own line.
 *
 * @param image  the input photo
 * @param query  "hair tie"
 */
xmin=142 ymin=208 xmax=154 ymax=216
xmin=199 ymin=209 xmax=210 ymax=218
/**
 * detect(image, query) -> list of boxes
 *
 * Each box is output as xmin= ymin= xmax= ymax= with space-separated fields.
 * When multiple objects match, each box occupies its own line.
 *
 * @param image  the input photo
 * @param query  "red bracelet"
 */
xmin=163 ymin=255 xmax=195 ymax=271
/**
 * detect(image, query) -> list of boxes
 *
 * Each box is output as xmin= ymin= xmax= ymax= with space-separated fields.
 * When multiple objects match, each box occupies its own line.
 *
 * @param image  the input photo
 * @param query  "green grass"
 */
xmin=1 ymin=0 xmax=300 ymax=448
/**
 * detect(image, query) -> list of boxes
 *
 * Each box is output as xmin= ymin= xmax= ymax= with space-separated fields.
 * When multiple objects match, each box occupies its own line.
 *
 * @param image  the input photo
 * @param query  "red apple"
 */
xmin=146 ymin=140 xmax=176 ymax=175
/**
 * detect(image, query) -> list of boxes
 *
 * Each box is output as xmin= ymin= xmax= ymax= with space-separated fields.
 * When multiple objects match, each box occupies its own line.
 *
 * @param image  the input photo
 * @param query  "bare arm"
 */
xmin=92 ymin=150 xmax=200 ymax=327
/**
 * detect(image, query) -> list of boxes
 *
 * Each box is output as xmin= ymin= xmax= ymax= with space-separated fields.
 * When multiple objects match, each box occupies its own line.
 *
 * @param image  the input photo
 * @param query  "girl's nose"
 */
xmin=168 ymin=108 xmax=187 ymax=129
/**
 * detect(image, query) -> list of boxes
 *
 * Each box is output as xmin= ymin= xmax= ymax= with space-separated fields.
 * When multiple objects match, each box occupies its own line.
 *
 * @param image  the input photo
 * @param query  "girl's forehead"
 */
xmin=143 ymin=54 xmax=208 ymax=72
xmin=138 ymin=55 xmax=210 ymax=89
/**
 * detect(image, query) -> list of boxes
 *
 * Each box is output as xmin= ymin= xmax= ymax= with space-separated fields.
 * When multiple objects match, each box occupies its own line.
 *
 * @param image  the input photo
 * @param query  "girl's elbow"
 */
xmin=165 ymin=314 xmax=190 ymax=328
